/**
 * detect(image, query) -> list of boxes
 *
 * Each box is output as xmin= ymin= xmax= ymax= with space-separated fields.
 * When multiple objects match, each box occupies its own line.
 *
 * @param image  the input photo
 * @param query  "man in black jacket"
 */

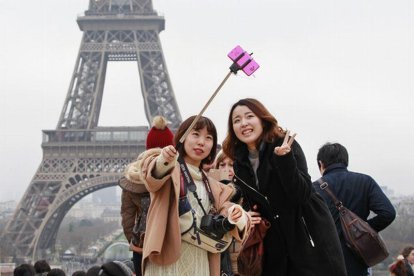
xmin=314 ymin=142 xmax=396 ymax=276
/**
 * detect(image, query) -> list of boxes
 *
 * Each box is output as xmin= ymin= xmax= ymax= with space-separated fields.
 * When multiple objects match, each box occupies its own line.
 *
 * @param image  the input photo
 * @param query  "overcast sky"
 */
xmin=0 ymin=0 xmax=413 ymax=202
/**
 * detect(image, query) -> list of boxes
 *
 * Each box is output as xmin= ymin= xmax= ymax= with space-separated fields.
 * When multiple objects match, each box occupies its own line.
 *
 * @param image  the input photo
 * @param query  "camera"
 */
xmin=200 ymin=214 xmax=235 ymax=239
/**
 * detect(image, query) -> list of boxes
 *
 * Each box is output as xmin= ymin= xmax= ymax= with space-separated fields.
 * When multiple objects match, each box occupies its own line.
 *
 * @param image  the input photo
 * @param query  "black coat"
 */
xmin=234 ymin=139 xmax=347 ymax=276
xmin=404 ymin=259 xmax=414 ymax=276
xmin=313 ymin=164 xmax=396 ymax=276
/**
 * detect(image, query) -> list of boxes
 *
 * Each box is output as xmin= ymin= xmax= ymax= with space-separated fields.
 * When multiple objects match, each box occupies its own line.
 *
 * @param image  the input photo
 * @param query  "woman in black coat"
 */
xmin=401 ymin=246 xmax=414 ymax=276
xmin=222 ymin=98 xmax=347 ymax=276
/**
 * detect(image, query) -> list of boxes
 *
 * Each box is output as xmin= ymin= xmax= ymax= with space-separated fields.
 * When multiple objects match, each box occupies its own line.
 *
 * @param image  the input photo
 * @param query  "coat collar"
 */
xmin=323 ymin=163 xmax=348 ymax=176
xmin=234 ymin=140 xmax=269 ymax=162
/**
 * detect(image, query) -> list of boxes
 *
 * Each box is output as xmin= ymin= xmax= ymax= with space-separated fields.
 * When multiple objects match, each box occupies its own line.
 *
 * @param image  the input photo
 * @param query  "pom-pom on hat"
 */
xmin=146 ymin=115 xmax=174 ymax=150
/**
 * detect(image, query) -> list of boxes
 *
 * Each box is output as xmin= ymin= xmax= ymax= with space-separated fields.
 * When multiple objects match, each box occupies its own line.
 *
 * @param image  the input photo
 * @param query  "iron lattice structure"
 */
xmin=1 ymin=0 xmax=181 ymax=261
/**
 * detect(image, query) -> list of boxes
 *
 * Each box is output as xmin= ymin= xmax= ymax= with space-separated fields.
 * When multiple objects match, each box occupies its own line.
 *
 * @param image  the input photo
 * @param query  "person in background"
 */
xmin=47 ymin=268 xmax=65 ymax=276
xmin=120 ymin=115 xmax=174 ymax=275
xmin=71 ymin=271 xmax=86 ymax=276
xmin=389 ymin=259 xmax=407 ymax=276
xmin=222 ymin=98 xmax=347 ymax=276
xmin=314 ymin=142 xmax=396 ymax=276
xmin=212 ymin=150 xmax=242 ymax=276
xmin=400 ymin=246 xmax=414 ymax=276
xmin=213 ymin=150 xmax=235 ymax=183
xmin=34 ymin=260 xmax=51 ymax=276
xmin=99 ymin=261 xmax=134 ymax=276
xmin=85 ymin=266 xmax=100 ymax=276
xmin=139 ymin=115 xmax=250 ymax=276
xmin=14 ymin=264 xmax=36 ymax=276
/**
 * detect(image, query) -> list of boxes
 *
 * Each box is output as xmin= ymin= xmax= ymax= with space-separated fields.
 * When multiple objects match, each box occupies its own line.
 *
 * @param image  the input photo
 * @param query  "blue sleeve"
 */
xmin=366 ymin=178 xmax=396 ymax=232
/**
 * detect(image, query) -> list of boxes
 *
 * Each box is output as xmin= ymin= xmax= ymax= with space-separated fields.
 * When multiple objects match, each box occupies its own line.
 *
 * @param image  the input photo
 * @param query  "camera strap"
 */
xmin=177 ymin=154 xmax=215 ymax=216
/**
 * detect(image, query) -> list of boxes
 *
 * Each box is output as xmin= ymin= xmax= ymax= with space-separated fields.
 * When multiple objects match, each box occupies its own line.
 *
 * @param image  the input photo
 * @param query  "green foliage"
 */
xmin=56 ymin=217 xmax=120 ymax=256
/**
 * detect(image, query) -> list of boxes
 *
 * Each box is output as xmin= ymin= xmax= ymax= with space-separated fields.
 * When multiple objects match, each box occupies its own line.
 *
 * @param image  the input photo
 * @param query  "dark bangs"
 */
xmin=174 ymin=116 xmax=218 ymax=167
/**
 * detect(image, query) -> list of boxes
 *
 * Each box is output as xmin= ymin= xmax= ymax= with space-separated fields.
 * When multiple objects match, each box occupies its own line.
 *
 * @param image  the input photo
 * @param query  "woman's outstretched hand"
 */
xmin=161 ymin=145 xmax=178 ymax=163
xmin=274 ymin=130 xmax=296 ymax=156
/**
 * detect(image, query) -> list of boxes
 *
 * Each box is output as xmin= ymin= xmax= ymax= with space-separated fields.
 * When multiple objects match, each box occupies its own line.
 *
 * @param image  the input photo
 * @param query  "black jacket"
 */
xmin=234 ymin=140 xmax=347 ymax=276
xmin=313 ymin=163 xmax=396 ymax=276
xmin=404 ymin=259 xmax=414 ymax=276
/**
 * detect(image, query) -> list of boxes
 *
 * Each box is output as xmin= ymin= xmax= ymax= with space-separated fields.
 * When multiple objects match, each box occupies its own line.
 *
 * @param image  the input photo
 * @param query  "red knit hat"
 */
xmin=146 ymin=115 xmax=174 ymax=149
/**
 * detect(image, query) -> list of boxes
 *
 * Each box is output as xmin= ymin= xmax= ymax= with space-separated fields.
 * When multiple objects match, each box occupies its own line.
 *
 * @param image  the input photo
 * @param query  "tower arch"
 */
xmin=1 ymin=0 xmax=181 ymax=261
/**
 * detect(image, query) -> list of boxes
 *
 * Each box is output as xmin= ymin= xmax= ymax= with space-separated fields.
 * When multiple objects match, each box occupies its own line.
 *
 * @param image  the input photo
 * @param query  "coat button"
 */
xmin=274 ymin=214 xmax=279 ymax=219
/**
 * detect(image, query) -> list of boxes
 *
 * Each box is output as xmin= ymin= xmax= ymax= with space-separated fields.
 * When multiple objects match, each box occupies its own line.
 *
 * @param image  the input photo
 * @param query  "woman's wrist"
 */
xmin=153 ymin=153 xmax=177 ymax=178
xmin=227 ymin=204 xmax=247 ymax=230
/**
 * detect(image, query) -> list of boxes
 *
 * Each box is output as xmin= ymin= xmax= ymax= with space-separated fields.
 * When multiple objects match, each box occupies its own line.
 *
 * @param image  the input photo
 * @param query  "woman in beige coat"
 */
xmin=139 ymin=116 xmax=250 ymax=276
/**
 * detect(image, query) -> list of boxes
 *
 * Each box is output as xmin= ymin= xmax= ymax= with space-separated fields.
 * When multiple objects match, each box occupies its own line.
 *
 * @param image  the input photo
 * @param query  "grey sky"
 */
xmin=0 ymin=0 xmax=413 ymax=202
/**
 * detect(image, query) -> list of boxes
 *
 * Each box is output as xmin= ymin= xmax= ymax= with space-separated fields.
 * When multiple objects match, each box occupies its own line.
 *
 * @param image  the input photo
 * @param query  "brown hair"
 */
xmin=401 ymin=246 xmax=414 ymax=258
xmin=389 ymin=259 xmax=407 ymax=276
xmin=222 ymin=98 xmax=285 ymax=160
xmin=214 ymin=150 xmax=229 ymax=169
xmin=174 ymin=116 xmax=218 ymax=167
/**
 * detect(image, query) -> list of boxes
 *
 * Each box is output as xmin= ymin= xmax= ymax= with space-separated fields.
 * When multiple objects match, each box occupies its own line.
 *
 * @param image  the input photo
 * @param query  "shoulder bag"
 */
xmin=317 ymin=178 xmax=389 ymax=267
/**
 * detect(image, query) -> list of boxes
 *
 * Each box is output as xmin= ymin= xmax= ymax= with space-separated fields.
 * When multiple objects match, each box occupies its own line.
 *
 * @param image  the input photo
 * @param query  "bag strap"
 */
xmin=176 ymin=142 xmax=215 ymax=216
xmin=316 ymin=177 xmax=345 ymax=210
xmin=233 ymin=174 xmax=270 ymax=210
xmin=178 ymin=157 xmax=214 ymax=203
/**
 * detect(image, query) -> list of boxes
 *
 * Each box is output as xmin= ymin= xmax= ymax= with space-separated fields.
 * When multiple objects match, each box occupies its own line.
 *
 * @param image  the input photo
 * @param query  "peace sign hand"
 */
xmin=274 ymin=130 xmax=297 ymax=156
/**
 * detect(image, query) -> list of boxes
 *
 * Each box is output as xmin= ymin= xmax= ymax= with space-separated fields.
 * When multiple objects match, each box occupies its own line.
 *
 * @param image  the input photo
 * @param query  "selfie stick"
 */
xmin=178 ymin=45 xmax=260 ymax=144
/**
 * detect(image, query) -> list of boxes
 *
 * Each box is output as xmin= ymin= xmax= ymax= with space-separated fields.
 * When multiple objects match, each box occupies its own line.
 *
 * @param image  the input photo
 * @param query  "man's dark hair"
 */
xmin=14 ymin=264 xmax=36 ymax=276
xmin=317 ymin=142 xmax=349 ymax=169
xmin=34 ymin=260 xmax=51 ymax=273
xmin=72 ymin=271 xmax=86 ymax=276
xmin=47 ymin=268 xmax=66 ymax=276
xmin=85 ymin=266 xmax=101 ymax=276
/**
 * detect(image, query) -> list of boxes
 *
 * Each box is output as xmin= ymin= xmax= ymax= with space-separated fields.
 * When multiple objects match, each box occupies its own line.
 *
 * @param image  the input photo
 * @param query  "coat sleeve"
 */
xmin=211 ymin=178 xmax=251 ymax=242
xmin=139 ymin=148 xmax=176 ymax=193
xmin=120 ymin=190 xmax=139 ymax=243
xmin=366 ymin=178 xmax=396 ymax=232
xmin=270 ymin=140 xmax=313 ymax=205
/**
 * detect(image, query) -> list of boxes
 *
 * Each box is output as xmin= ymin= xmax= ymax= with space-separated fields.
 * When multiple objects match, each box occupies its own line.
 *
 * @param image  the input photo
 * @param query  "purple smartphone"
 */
xmin=227 ymin=45 xmax=260 ymax=76
xmin=242 ymin=59 xmax=259 ymax=76
xmin=227 ymin=45 xmax=245 ymax=61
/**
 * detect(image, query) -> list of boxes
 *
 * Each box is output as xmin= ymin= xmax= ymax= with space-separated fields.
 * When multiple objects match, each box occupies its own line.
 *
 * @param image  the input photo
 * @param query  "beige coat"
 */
xmin=139 ymin=149 xmax=249 ymax=276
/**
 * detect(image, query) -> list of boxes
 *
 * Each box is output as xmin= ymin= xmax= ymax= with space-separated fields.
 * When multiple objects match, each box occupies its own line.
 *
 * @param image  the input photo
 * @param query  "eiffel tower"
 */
xmin=1 ymin=0 xmax=181 ymax=261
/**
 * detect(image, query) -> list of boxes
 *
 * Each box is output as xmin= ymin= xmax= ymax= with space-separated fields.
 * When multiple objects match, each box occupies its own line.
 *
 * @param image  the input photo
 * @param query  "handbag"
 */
xmin=237 ymin=218 xmax=270 ymax=276
xmin=317 ymin=178 xmax=389 ymax=267
xmin=180 ymin=207 xmax=233 ymax=253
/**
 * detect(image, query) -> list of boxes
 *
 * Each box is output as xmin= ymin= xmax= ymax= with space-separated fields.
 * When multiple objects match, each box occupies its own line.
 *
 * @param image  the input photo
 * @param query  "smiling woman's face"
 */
xmin=232 ymin=105 xmax=263 ymax=150
xmin=183 ymin=126 xmax=213 ymax=167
